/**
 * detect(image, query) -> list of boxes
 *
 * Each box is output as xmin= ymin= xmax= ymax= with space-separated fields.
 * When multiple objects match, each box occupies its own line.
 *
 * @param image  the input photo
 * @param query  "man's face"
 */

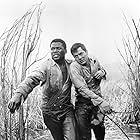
xmin=72 ymin=47 xmax=89 ymax=65
xmin=50 ymin=42 xmax=66 ymax=61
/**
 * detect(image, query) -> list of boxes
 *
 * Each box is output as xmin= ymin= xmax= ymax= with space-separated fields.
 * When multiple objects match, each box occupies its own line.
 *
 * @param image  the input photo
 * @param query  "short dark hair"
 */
xmin=50 ymin=39 xmax=66 ymax=50
xmin=71 ymin=43 xmax=87 ymax=55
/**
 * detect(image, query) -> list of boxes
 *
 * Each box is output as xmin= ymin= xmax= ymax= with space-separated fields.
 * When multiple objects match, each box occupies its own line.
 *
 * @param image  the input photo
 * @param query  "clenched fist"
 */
xmin=8 ymin=93 xmax=22 ymax=113
xmin=94 ymin=70 xmax=105 ymax=80
xmin=99 ymin=100 xmax=112 ymax=114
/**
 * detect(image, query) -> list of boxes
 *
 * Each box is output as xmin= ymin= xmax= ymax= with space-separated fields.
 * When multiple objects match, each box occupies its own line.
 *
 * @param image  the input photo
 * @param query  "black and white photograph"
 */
xmin=0 ymin=0 xmax=140 ymax=140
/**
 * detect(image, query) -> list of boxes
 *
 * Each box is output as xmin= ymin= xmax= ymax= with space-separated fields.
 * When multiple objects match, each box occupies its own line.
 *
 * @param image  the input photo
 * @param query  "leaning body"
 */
xmin=70 ymin=57 xmax=106 ymax=140
xmin=70 ymin=43 xmax=111 ymax=140
xmin=8 ymin=38 xmax=77 ymax=140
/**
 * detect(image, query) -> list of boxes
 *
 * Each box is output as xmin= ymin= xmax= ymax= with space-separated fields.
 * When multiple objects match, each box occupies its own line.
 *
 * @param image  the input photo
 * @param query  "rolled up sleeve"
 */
xmin=15 ymin=61 xmax=48 ymax=100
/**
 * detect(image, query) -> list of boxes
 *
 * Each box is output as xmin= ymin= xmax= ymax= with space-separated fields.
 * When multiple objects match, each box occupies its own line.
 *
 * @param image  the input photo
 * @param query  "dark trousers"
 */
xmin=75 ymin=103 xmax=105 ymax=140
xmin=43 ymin=111 xmax=76 ymax=140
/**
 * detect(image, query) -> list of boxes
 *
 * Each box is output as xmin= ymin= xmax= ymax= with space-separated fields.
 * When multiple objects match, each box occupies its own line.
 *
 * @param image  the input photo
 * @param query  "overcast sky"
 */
xmin=0 ymin=0 xmax=140 ymax=65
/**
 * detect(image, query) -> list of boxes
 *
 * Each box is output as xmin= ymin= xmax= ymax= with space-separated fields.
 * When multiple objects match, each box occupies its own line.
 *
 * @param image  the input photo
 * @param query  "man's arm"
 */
xmin=70 ymin=62 xmax=112 ymax=114
xmin=8 ymin=60 xmax=49 ymax=113
xmin=90 ymin=57 xmax=106 ymax=80
xmin=15 ymin=68 xmax=46 ymax=100
xmin=70 ymin=63 xmax=104 ymax=106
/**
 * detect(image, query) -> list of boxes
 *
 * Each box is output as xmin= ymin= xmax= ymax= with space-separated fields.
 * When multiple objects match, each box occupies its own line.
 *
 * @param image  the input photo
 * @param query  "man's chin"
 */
xmin=52 ymin=56 xmax=60 ymax=60
xmin=52 ymin=57 xmax=61 ymax=62
xmin=78 ymin=61 xmax=86 ymax=65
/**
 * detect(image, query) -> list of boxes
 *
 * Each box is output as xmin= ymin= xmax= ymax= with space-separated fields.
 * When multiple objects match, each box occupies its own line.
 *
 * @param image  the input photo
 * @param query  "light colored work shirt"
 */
xmin=70 ymin=57 xmax=106 ymax=106
xmin=15 ymin=58 xmax=73 ymax=115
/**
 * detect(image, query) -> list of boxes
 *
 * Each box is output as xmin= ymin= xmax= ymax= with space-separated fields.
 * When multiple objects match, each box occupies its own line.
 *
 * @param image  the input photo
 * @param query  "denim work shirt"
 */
xmin=15 ymin=58 xmax=73 ymax=116
xmin=70 ymin=57 xmax=106 ymax=106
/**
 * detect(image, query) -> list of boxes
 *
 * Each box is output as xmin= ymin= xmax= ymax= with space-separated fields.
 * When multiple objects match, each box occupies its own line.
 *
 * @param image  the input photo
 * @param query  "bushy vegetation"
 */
xmin=0 ymin=3 xmax=139 ymax=140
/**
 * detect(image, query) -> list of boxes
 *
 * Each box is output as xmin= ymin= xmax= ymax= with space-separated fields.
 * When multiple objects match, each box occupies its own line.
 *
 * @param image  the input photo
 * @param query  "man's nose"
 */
xmin=53 ymin=48 xmax=58 ymax=52
xmin=78 ymin=55 xmax=82 ymax=59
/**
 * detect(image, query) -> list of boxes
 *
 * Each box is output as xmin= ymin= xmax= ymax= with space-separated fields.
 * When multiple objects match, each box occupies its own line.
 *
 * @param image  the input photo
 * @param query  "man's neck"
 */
xmin=54 ymin=59 xmax=65 ymax=66
xmin=82 ymin=58 xmax=90 ymax=67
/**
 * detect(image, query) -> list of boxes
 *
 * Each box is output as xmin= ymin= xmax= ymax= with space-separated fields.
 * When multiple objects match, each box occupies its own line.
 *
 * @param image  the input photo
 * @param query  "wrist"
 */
xmin=91 ymin=98 xmax=104 ymax=106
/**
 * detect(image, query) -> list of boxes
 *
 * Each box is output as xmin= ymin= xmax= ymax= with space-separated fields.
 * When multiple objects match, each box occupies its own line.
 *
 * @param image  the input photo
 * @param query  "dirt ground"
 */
xmin=40 ymin=126 xmax=140 ymax=140
xmin=92 ymin=130 xmax=140 ymax=140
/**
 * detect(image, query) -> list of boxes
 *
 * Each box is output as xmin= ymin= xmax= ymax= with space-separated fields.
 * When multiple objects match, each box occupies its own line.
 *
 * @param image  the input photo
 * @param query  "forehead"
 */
xmin=73 ymin=47 xmax=86 ymax=55
xmin=51 ymin=42 xmax=64 ymax=48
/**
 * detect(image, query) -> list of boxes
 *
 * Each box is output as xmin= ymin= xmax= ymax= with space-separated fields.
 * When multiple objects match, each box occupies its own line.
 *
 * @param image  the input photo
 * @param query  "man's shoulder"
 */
xmin=89 ymin=56 xmax=99 ymax=64
xmin=70 ymin=60 xmax=81 ymax=69
xmin=70 ymin=60 xmax=77 ymax=65
xmin=65 ymin=59 xmax=73 ymax=64
xmin=41 ymin=58 xmax=52 ymax=65
xmin=89 ymin=55 xmax=97 ymax=61
xmin=37 ymin=58 xmax=53 ymax=71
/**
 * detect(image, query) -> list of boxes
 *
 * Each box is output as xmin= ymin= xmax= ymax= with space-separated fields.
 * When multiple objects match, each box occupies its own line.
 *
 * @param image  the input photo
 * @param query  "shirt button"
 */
xmin=58 ymin=97 xmax=60 ymax=99
xmin=54 ymin=104 xmax=56 ymax=106
xmin=60 ymin=106 xmax=62 ymax=108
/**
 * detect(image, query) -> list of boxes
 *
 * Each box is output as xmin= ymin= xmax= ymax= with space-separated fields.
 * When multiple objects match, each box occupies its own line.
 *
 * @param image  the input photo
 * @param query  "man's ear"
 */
xmin=65 ymin=49 xmax=67 ymax=54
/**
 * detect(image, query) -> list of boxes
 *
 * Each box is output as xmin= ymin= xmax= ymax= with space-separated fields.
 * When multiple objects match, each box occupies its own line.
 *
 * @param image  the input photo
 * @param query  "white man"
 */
xmin=70 ymin=43 xmax=112 ymax=140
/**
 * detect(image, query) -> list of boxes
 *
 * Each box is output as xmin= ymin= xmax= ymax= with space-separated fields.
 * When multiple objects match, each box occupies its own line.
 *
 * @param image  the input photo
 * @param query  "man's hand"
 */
xmin=94 ymin=70 xmax=105 ymax=80
xmin=8 ymin=93 xmax=22 ymax=114
xmin=99 ymin=101 xmax=112 ymax=114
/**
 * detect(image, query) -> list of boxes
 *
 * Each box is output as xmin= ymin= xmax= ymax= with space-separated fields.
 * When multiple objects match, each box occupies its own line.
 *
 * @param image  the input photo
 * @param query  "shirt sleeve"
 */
xmin=94 ymin=58 xmax=106 ymax=79
xmin=70 ymin=63 xmax=104 ymax=106
xmin=15 ymin=60 xmax=49 ymax=100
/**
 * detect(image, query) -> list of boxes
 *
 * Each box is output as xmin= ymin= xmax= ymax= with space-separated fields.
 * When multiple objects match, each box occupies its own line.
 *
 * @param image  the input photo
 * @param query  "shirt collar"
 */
xmin=51 ymin=58 xmax=71 ymax=66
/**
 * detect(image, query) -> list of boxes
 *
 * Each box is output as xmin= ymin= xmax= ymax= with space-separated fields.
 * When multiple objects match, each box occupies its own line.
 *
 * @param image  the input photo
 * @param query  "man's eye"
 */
xmin=57 ymin=47 xmax=61 ymax=50
xmin=51 ymin=47 xmax=61 ymax=51
xmin=51 ymin=47 xmax=54 ymax=50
